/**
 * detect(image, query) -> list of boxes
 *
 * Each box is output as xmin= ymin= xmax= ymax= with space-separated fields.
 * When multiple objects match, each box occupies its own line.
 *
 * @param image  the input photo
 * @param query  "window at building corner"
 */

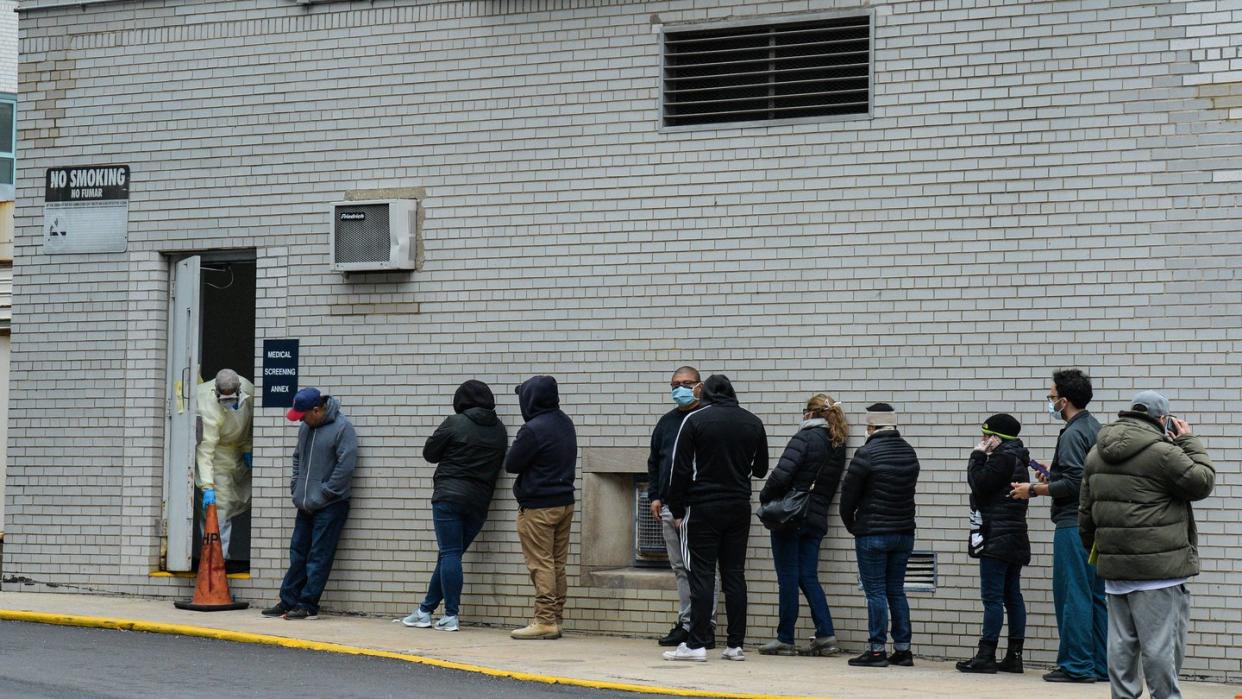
xmin=662 ymin=15 xmax=871 ymax=128
xmin=0 ymin=98 xmax=13 ymax=186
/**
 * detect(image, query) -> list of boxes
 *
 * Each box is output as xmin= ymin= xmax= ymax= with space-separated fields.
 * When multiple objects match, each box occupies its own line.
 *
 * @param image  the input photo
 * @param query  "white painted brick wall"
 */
xmin=5 ymin=0 xmax=1241 ymax=682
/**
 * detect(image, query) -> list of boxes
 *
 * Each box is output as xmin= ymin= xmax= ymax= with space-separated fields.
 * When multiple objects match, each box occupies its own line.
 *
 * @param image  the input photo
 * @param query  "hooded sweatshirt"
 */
xmin=424 ymin=380 xmax=509 ymax=513
xmin=664 ymin=375 xmax=769 ymax=520
xmin=1079 ymin=412 xmax=1215 ymax=581
xmin=290 ymin=397 xmax=359 ymax=513
xmin=503 ymin=376 xmax=577 ymax=509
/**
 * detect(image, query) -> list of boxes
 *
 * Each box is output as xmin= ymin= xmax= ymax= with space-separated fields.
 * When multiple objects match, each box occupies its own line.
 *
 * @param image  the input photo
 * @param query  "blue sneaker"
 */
xmin=434 ymin=615 xmax=459 ymax=632
xmin=401 ymin=609 xmax=432 ymax=628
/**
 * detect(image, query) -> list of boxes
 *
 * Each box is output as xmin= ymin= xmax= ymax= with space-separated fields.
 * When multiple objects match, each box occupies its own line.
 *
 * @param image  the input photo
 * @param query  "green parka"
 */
xmin=1079 ymin=412 xmax=1215 ymax=581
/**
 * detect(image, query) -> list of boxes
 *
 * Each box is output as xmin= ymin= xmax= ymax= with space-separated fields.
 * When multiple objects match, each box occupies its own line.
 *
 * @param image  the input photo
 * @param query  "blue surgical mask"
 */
xmin=672 ymin=386 xmax=696 ymax=407
xmin=1047 ymin=399 xmax=1063 ymax=419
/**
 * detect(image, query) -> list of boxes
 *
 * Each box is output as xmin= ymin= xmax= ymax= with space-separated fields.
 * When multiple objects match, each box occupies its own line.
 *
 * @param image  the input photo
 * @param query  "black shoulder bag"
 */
xmin=757 ymin=430 xmax=830 ymax=532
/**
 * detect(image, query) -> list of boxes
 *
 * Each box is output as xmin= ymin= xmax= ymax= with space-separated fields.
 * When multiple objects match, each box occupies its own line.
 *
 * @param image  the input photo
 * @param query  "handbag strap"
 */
xmin=805 ymin=427 xmax=833 ymax=492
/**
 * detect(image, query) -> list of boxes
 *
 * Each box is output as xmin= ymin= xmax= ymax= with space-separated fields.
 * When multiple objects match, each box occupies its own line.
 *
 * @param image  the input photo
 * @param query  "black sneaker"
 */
xmin=260 ymin=602 xmax=289 ymax=618
xmin=284 ymin=607 xmax=318 ymax=620
xmin=848 ymin=650 xmax=889 ymax=668
xmin=658 ymin=625 xmax=688 ymax=647
xmin=888 ymin=649 xmax=914 ymax=666
xmin=1042 ymin=668 xmax=1095 ymax=683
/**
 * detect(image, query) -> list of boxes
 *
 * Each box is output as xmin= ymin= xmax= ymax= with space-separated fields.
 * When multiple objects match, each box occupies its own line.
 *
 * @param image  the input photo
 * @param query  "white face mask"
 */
xmin=1047 ymin=398 xmax=1065 ymax=420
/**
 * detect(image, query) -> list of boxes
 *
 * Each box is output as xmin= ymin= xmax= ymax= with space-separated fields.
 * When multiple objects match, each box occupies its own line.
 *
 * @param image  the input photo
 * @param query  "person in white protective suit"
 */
xmin=196 ymin=368 xmax=254 ymax=560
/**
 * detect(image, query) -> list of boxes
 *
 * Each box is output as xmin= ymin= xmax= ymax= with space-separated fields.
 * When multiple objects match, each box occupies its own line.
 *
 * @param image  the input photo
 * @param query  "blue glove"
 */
xmin=242 ymin=452 xmax=253 ymax=470
xmin=203 ymin=487 xmax=216 ymax=508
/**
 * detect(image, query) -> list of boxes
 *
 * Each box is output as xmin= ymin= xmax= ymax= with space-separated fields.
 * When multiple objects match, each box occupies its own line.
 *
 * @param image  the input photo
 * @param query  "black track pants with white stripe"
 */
xmin=684 ymin=499 xmax=751 ymax=650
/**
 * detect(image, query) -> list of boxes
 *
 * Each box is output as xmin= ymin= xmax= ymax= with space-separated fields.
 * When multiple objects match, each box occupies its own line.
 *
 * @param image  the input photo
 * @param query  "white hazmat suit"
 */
xmin=195 ymin=376 xmax=254 ymax=559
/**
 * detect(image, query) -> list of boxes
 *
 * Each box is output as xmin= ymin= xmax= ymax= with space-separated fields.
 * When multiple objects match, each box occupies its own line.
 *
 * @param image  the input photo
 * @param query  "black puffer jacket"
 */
xmin=424 ymin=380 xmax=509 ymax=514
xmin=839 ymin=429 xmax=920 ymax=537
xmin=967 ymin=438 xmax=1030 ymax=564
xmin=760 ymin=422 xmax=847 ymax=538
xmin=503 ymin=376 xmax=577 ymax=509
xmin=665 ymin=375 xmax=768 ymax=520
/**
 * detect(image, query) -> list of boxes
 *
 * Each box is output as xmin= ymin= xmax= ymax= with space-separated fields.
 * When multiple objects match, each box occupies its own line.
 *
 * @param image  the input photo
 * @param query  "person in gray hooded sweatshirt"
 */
xmin=262 ymin=387 xmax=358 ymax=620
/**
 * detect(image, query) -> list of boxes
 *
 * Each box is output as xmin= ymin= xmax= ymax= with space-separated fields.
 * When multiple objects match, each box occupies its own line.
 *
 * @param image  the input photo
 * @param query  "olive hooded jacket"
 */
xmin=1079 ymin=412 xmax=1215 ymax=581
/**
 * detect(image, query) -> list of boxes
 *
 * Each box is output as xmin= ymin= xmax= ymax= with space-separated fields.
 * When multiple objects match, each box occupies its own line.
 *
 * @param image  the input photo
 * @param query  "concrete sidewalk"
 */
xmin=0 ymin=592 xmax=1235 ymax=699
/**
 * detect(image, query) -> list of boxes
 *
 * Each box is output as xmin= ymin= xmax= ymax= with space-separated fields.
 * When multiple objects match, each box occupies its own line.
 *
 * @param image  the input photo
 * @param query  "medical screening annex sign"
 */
xmin=44 ymin=165 xmax=130 ymax=254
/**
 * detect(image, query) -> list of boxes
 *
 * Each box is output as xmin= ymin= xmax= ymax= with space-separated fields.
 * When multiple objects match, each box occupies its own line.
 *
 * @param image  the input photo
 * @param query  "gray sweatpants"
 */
xmin=1106 ymin=584 xmax=1190 ymax=699
xmin=661 ymin=506 xmax=717 ymax=630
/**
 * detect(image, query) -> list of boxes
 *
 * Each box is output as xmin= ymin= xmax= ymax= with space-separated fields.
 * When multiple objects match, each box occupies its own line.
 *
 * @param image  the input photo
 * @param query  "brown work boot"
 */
xmin=510 ymin=623 xmax=561 ymax=640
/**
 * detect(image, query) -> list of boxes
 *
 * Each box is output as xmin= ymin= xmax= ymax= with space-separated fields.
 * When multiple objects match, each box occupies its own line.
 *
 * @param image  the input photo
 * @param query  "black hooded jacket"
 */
xmin=839 ymin=429 xmax=920 ymax=537
xmin=503 ymin=376 xmax=577 ymax=509
xmin=665 ymin=375 xmax=769 ymax=519
xmin=760 ymin=422 xmax=847 ymax=538
xmin=967 ymin=438 xmax=1031 ymax=564
xmin=424 ymin=380 xmax=509 ymax=514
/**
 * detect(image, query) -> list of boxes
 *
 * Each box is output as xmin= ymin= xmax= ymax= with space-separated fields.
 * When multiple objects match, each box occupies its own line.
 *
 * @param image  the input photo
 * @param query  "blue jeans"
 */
xmin=1053 ymin=525 xmax=1108 ymax=679
xmin=420 ymin=501 xmax=487 ymax=618
xmin=770 ymin=529 xmax=835 ymax=644
xmin=854 ymin=533 xmax=914 ymax=652
xmin=279 ymin=499 xmax=350 ymax=615
xmin=979 ymin=557 xmax=1025 ymax=644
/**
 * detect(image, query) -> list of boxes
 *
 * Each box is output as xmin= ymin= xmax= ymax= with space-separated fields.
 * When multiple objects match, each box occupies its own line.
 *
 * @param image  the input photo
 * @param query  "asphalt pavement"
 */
xmin=0 ymin=621 xmax=658 ymax=699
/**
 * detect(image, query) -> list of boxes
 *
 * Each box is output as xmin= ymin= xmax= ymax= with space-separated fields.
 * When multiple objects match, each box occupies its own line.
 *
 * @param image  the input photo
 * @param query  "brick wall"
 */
xmin=6 ymin=0 xmax=1241 ymax=681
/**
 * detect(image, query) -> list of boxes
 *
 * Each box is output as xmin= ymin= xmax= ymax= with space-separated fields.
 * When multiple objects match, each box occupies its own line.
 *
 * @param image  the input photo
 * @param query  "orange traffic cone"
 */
xmin=174 ymin=503 xmax=249 ymax=611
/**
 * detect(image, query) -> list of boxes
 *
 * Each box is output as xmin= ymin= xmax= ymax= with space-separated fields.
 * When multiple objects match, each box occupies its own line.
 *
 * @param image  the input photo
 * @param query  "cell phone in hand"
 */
xmin=1164 ymin=416 xmax=1179 ymax=436
xmin=1029 ymin=459 xmax=1050 ymax=478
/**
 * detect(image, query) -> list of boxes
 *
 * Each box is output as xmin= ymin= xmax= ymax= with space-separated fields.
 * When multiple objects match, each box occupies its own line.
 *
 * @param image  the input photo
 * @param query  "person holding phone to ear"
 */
xmin=958 ymin=415 xmax=1030 ymax=675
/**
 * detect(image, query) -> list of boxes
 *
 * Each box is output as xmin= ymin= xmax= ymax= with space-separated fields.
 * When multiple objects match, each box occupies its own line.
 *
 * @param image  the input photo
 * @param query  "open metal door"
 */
xmin=162 ymin=256 xmax=201 ymax=571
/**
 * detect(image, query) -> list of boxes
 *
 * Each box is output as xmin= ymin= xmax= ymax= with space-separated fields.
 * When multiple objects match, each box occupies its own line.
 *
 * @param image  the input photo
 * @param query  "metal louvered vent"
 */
xmin=856 ymin=550 xmax=937 ymax=593
xmin=634 ymin=479 xmax=669 ymax=568
xmin=334 ymin=204 xmax=391 ymax=265
xmin=663 ymin=14 xmax=871 ymax=128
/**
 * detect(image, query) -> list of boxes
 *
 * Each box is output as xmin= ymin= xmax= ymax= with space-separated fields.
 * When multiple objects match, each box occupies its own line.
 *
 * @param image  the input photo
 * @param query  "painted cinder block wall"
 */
xmin=6 ymin=0 xmax=1241 ymax=681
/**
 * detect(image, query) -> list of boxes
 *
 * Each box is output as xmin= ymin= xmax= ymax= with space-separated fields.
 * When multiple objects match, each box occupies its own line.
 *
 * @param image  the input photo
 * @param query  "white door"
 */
xmin=163 ymin=256 xmax=201 ymax=571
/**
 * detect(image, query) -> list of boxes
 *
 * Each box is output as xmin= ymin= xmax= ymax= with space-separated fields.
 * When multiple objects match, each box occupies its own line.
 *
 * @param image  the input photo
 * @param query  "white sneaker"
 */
xmin=434 ymin=615 xmax=459 ymax=632
xmin=401 ymin=609 xmax=432 ymax=628
xmin=722 ymin=646 xmax=746 ymax=661
xmin=662 ymin=642 xmax=707 ymax=662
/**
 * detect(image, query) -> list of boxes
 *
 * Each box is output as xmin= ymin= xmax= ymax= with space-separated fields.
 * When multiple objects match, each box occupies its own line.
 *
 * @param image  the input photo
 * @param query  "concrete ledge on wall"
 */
xmin=584 ymin=566 xmax=674 ymax=591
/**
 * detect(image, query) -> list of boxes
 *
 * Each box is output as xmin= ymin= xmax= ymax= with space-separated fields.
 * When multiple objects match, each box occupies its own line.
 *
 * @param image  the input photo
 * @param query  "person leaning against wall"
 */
xmin=957 ymin=414 xmax=1030 ymax=675
xmin=756 ymin=393 xmax=848 ymax=658
xmin=1009 ymin=369 xmax=1107 ymax=683
xmin=1080 ymin=391 xmax=1215 ymax=699
xmin=402 ymin=380 xmax=508 ymax=633
xmin=261 ymin=388 xmax=359 ymax=621
xmin=504 ymin=375 xmax=577 ymax=641
xmin=647 ymin=365 xmax=716 ymax=649
xmin=839 ymin=402 xmax=920 ymax=669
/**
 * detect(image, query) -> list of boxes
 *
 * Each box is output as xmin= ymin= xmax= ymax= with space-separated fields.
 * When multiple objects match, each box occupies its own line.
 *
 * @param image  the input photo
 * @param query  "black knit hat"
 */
xmin=981 ymin=413 xmax=1021 ymax=440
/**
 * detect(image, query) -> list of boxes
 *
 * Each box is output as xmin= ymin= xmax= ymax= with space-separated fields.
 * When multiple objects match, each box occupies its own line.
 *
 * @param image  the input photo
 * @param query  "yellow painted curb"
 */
xmin=0 ymin=609 xmax=822 ymax=699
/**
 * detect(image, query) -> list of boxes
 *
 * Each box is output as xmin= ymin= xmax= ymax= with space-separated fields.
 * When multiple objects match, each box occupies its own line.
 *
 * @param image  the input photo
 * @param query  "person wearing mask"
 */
xmin=957 ymin=414 xmax=1030 ymax=674
xmin=1010 ymin=369 xmax=1106 ymax=683
xmin=757 ymin=393 xmax=848 ymax=657
xmin=662 ymin=374 xmax=768 ymax=663
xmin=647 ymin=366 xmax=714 ymax=648
xmin=505 ymin=375 xmax=577 ymax=640
xmin=839 ymin=403 xmax=920 ymax=668
xmin=1080 ymin=391 xmax=1215 ymax=699
xmin=262 ymin=387 xmax=359 ymax=620
xmin=194 ymin=368 xmax=254 ymax=563
xmin=402 ymin=380 xmax=508 ymax=632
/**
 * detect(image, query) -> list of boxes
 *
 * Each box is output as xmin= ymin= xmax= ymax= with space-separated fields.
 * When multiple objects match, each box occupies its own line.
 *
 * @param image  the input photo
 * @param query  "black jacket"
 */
xmin=1048 ymin=410 xmax=1102 ymax=528
xmin=647 ymin=405 xmax=701 ymax=502
xmin=424 ymin=381 xmax=508 ymax=513
xmin=503 ymin=376 xmax=577 ymax=509
xmin=967 ymin=438 xmax=1031 ymax=564
xmin=839 ymin=429 xmax=920 ymax=537
xmin=665 ymin=375 xmax=768 ymax=520
xmin=760 ymin=422 xmax=847 ymax=538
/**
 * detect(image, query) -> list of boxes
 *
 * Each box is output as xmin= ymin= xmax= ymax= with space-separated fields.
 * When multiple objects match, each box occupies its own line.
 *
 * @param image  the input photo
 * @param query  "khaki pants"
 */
xmin=516 ymin=504 xmax=574 ymax=626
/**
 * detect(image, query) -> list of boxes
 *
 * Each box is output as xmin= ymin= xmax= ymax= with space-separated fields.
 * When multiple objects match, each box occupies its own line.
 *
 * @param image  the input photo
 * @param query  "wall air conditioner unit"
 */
xmin=330 ymin=199 xmax=418 ymax=272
